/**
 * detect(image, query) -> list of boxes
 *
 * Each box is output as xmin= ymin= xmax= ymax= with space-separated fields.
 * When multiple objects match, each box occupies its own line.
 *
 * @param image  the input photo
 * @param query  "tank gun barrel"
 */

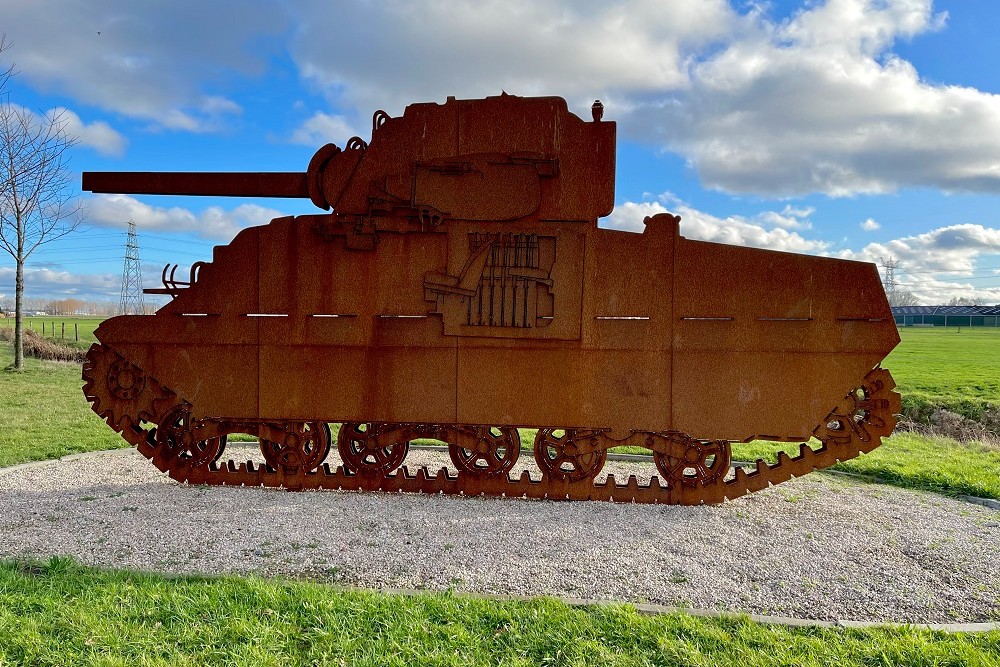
xmin=82 ymin=172 xmax=310 ymax=199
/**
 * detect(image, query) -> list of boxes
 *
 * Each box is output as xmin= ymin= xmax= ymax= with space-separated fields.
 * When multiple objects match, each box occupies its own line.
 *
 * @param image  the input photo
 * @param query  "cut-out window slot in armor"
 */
xmin=596 ymin=316 xmax=650 ymax=321
xmin=837 ymin=317 xmax=886 ymax=322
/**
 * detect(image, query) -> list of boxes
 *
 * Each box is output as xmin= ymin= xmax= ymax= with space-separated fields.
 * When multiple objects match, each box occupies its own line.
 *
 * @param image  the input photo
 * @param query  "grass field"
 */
xmin=18 ymin=316 xmax=104 ymax=350
xmin=1 ymin=557 xmax=997 ymax=667
xmin=886 ymin=326 xmax=1000 ymax=423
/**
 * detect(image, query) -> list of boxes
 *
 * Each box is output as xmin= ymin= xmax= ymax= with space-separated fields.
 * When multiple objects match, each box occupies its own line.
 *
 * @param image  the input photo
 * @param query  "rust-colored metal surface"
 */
xmin=82 ymin=94 xmax=901 ymax=504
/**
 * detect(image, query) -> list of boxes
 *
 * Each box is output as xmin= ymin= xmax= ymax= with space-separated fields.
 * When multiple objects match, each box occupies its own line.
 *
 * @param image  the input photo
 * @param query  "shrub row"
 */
xmin=898 ymin=393 xmax=999 ymax=442
xmin=0 ymin=327 xmax=87 ymax=363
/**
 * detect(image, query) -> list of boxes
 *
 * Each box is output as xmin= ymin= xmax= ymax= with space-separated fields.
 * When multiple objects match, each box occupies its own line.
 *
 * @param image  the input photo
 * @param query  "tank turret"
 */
xmin=81 ymin=94 xmax=900 ymax=504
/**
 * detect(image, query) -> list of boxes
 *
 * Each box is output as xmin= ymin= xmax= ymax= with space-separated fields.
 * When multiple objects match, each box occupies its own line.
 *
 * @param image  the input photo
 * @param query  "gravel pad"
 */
xmin=1 ymin=447 xmax=998 ymax=623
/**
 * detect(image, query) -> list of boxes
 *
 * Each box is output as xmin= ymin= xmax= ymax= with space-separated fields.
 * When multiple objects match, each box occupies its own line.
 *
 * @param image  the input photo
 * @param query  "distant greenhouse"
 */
xmin=892 ymin=305 xmax=1000 ymax=327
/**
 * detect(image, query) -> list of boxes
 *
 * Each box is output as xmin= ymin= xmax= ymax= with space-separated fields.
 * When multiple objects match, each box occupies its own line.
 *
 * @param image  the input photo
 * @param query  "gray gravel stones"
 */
xmin=1 ymin=447 xmax=998 ymax=624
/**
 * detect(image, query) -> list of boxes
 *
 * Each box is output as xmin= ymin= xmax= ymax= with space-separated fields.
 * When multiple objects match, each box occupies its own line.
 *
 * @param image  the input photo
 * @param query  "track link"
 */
xmin=83 ymin=344 xmax=899 ymax=505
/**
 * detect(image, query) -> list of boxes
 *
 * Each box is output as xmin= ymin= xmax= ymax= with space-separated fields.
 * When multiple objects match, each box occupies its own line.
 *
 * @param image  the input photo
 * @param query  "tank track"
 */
xmin=83 ymin=343 xmax=899 ymax=505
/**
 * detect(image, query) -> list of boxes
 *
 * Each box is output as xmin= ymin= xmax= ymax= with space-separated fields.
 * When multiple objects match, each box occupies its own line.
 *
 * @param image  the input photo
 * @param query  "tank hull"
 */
xmin=95 ymin=213 xmax=897 ymax=443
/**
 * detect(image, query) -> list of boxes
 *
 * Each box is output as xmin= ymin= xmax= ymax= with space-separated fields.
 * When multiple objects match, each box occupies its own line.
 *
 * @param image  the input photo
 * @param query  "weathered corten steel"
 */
xmin=82 ymin=94 xmax=901 ymax=504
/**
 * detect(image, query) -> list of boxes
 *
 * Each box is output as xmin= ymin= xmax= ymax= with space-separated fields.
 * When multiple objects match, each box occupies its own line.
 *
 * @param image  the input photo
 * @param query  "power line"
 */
xmin=119 ymin=220 xmax=145 ymax=316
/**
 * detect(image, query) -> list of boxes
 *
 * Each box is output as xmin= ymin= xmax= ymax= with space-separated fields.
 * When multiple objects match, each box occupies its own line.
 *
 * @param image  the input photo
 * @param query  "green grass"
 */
xmin=1 ymin=557 xmax=997 ymax=667
xmin=835 ymin=433 xmax=1000 ymax=499
xmin=18 ymin=316 xmax=103 ymax=351
xmin=887 ymin=327 xmax=1000 ymax=423
xmin=0 ymin=351 xmax=123 ymax=467
xmin=732 ymin=434 xmax=1000 ymax=500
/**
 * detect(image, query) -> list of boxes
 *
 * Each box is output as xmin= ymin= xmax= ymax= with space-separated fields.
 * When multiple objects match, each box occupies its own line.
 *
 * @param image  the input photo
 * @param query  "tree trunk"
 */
xmin=13 ymin=257 xmax=23 ymax=370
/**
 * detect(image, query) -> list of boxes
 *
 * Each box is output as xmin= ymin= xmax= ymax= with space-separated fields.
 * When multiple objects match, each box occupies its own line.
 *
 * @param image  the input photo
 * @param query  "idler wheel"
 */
xmin=260 ymin=422 xmax=331 ymax=473
xmin=337 ymin=422 xmax=408 ymax=476
xmin=813 ymin=367 xmax=897 ymax=446
xmin=155 ymin=405 xmax=226 ymax=469
xmin=448 ymin=426 xmax=521 ymax=477
xmin=653 ymin=436 xmax=730 ymax=487
xmin=533 ymin=429 xmax=607 ymax=483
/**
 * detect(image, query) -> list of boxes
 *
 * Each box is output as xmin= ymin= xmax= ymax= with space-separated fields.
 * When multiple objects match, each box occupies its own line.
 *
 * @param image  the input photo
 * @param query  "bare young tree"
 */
xmin=891 ymin=290 xmax=921 ymax=307
xmin=1 ymin=39 xmax=84 ymax=370
xmin=946 ymin=295 xmax=984 ymax=307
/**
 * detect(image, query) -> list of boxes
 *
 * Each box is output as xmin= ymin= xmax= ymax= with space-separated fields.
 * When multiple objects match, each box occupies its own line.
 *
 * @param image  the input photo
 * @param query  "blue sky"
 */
xmin=2 ymin=0 xmax=1000 ymax=307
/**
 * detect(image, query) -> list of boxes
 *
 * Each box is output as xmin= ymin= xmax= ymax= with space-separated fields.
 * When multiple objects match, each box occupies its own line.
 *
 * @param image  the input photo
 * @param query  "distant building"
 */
xmin=892 ymin=305 xmax=1000 ymax=327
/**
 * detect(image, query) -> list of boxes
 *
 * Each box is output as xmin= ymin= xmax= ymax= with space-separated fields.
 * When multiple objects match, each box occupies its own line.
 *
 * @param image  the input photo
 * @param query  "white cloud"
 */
xmin=87 ymin=194 xmax=284 ymax=240
xmin=50 ymin=107 xmax=127 ymax=157
xmin=841 ymin=224 xmax=1000 ymax=273
xmin=2 ymin=1 xmax=275 ymax=130
xmin=0 ymin=265 xmax=119 ymax=299
xmin=290 ymin=0 xmax=737 ymax=116
xmin=837 ymin=224 xmax=1000 ymax=304
xmin=284 ymin=0 xmax=1000 ymax=197
xmin=606 ymin=194 xmax=1000 ymax=303
xmin=637 ymin=0 xmax=1000 ymax=196
xmin=290 ymin=112 xmax=360 ymax=146
xmin=7 ymin=0 xmax=1000 ymax=198
xmin=861 ymin=218 xmax=880 ymax=231
xmin=757 ymin=204 xmax=814 ymax=230
xmin=3 ymin=104 xmax=127 ymax=157
xmin=603 ymin=193 xmax=827 ymax=253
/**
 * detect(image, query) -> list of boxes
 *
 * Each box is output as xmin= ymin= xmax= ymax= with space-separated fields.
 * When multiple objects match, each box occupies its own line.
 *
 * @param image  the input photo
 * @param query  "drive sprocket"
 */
xmin=82 ymin=344 xmax=178 ymax=454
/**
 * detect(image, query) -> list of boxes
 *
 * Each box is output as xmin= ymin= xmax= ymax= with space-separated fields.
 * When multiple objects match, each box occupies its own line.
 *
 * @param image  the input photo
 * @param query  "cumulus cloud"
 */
xmin=861 ymin=218 xmax=880 ymax=231
xmin=288 ymin=0 xmax=1000 ymax=197
xmin=834 ymin=224 xmax=1000 ymax=303
xmin=2 ymin=0 xmax=276 ymax=130
xmin=0 ymin=266 xmax=119 ymax=299
xmin=290 ymin=0 xmax=737 ymax=117
xmin=3 ymin=104 xmax=127 ymax=157
xmin=8 ymin=0 xmax=1000 ymax=198
xmin=605 ymin=193 xmax=1000 ymax=303
xmin=87 ymin=194 xmax=284 ymax=240
xmin=637 ymin=0 xmax=1000 ymax=196
xmin=841 ymin=224 xmax=1000 ymax=273
xmin=290 ymin=112 xmax=360 ymax=146
xmin=603 ymin=193 xmax=827 ymax=253
xmin=757 ymin=205 xmax=814 ymax=230
xmin=51 ymin=107 xmax=127 ymax=157
xmin=911 ymin=279 xmax=1000 ymax=305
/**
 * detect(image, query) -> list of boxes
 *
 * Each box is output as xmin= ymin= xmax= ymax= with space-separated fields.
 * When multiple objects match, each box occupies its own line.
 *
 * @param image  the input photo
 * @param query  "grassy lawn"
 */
xmin=886 ymin=326 xmax=1000 ymax=422
xmin=0 ymin=557 xmax=997 ymax=667
xmin=734 ymin=434 xmax=1000 ymax=500
xmin=0 ymin=350 xmax=123 ymax=467
xmin=18 ymin=316 xmax=104 ymax=350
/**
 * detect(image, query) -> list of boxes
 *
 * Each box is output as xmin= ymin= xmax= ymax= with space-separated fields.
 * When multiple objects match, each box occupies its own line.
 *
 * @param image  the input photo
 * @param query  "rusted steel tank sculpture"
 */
xmin=82 ymin=94 xmax=900 ymax=504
